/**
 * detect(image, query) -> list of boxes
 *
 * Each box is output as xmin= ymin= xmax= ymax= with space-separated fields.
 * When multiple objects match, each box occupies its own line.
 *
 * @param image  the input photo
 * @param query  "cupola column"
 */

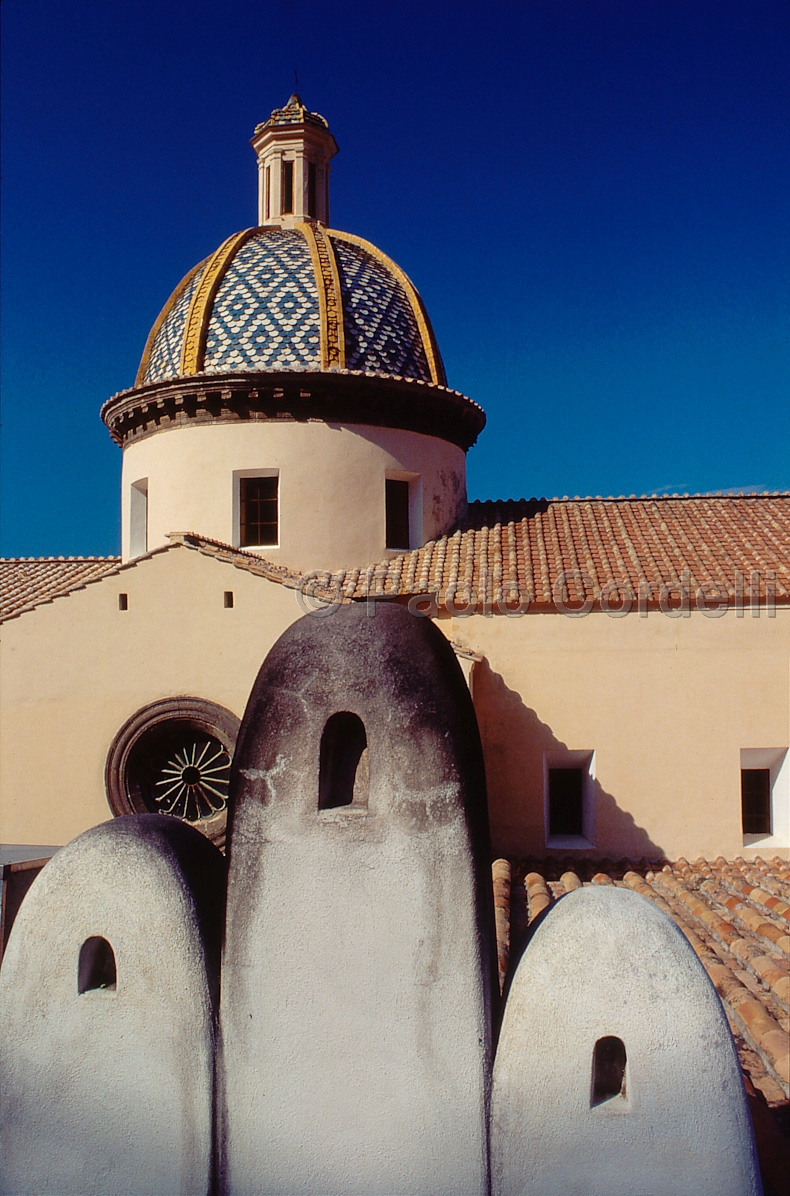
xmin=251 ymin=94 xmax=338 ymax=228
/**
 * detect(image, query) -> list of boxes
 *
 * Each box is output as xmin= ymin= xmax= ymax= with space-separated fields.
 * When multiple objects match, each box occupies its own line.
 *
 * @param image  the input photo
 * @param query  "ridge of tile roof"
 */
xmin=0 ymin=536 xmax=345 ymax=623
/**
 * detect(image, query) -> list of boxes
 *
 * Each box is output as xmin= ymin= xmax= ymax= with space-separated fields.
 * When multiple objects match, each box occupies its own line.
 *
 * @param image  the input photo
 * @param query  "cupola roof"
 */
xmin=135 ymin=224 xmax=446 ymax=387
xmin=253 ymin=93 xmax=330 ymax=132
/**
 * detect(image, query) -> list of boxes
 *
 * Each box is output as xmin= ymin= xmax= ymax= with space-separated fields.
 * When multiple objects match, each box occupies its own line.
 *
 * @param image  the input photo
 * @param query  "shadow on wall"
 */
xmin=471 ymin=659 xmax=665 ymax=861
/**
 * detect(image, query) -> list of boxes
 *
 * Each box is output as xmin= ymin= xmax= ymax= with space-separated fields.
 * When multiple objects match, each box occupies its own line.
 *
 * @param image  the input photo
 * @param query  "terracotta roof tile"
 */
xmin=4 ymin=494 xmax=788 ymax=620
xmin=0 ymin=557 xmax=121 ymax=621
xmin=493 ymin=855 xmax=790 ymax=1111
xmin=337 ymin=495 xmax=790 ymax=611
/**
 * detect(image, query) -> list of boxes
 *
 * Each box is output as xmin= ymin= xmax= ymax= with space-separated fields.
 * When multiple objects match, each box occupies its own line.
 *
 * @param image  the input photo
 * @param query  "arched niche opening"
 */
xmin=78 ymin=936 xmax=117 ymax=994
xmin=591 ymin=1035 xmax=627 ymax=1106
xmin=318 ymin=712 xmax=369 ymax=811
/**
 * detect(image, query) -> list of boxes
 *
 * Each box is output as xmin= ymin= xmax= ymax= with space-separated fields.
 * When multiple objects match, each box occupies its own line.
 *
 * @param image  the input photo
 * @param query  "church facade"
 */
xmin=1 ymin=95 xmax=788 ymax=863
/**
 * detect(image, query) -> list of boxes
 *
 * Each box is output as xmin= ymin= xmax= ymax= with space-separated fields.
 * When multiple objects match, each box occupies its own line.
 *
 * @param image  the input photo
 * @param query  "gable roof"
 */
xmin=2 ymin=494 xmax=788 ymax=622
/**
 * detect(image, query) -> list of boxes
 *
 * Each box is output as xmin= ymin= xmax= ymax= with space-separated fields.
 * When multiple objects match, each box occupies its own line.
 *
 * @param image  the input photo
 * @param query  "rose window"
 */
xmin=105 ymin=697 xmax=240 ymax=845
xmin=150 ymin=735 xmax=231 ymax=822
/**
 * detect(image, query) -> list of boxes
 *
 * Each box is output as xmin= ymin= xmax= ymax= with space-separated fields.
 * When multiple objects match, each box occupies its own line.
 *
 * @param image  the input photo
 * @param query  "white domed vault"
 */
xmin=102 ymin=95 xmax=485 ymax=572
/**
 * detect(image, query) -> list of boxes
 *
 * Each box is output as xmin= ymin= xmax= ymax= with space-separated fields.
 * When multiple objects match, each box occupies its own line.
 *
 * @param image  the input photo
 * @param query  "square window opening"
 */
xmin=741 ymin=768 xmax=771 ymax=835
xmin=549 ymin=768 xmax=584 ymax=837
xmin=129 ymin=478 xmax=148 ymax=558
xmin=282 ymin=160 xmax=294 ymax=215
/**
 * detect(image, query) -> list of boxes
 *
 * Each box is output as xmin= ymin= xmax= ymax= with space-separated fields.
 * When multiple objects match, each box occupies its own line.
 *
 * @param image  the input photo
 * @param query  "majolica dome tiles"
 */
xmin=332 ymin=236 xmax=431 ymax=381
xmin=136 ymin=225 xmax=444 ymax=387
xmin=204 ymin=230 xmax=320 ymax=373
xmin=143 ymin=261 xmax=208 ymax=385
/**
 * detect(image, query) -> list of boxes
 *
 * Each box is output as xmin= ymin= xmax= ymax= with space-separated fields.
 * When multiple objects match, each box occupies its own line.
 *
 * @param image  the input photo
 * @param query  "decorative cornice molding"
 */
xmin=101 ymin=371 xmax=486 ymax=452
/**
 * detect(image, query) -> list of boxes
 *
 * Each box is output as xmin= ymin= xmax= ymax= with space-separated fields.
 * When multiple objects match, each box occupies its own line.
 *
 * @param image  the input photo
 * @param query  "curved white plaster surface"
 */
xmin=0 ymin=816 xmax=222 ymax=1196
xmin=121 ymin=419 xmax=467 ymax=570
xmin=491 ymin=886 xmax=761 ymax=1196
xmin=220 ymin=604 xmax=495 ymax=1196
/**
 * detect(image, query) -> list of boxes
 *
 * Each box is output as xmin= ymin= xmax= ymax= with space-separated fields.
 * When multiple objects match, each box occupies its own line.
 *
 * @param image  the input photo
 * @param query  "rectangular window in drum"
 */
xmin=240 ymin=476 xmax=278 ymax=547
xmin=386 ymin=479 xmax=410 ymax=550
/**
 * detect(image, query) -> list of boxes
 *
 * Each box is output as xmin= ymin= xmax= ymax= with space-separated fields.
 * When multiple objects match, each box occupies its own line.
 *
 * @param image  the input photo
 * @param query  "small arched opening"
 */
xmin=78 ymin=936 xmax=117 ymax=994
xmin=591 ymin=1036 xmax=626 ymax=1106
xmin=319 ymin=712 xmax=369 ymax=810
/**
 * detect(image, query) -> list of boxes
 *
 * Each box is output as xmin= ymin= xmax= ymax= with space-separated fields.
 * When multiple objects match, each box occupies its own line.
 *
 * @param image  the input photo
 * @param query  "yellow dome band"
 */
xmin=135 ymin=258 xmax=207 ymax=388
xmin=328 ymin=230 xmax=444 ymax=386
xmin=298 ymin=223 xmax=345 ymax=370
xmin=180 ymin=229 xmax=259 ymax=375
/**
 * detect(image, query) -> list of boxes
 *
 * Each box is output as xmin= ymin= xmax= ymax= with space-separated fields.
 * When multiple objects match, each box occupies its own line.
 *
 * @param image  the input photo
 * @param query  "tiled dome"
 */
xmin=136 ymin=225 xmax=446 ymax=388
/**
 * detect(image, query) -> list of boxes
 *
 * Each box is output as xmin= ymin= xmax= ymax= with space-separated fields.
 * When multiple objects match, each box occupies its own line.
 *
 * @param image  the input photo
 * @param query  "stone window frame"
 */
xmin=105 ymin=696 xmax=240 ymax=846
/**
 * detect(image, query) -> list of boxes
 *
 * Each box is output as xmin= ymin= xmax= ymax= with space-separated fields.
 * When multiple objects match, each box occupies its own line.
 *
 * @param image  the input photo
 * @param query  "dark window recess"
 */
xmin=548 ymin=767 xmax=584 ymax=837
xmin=386 ymin=479 xmax=410 ymax=549
xmin=591 ymin=1036 xmax=627 ymax=1105
xmin=78 ymin=936 xmax=117 ymax=993
xmin=224 ymin=591 xmax=234 ymax=609
xmin=282 ymin=160 xmax=294 ymax=214
xmin=240 ymin=476 xmax=278 ymax=547
xmin=265 ymin=165 xmax=271 ymax=220
xmin=308 ymin=162 xmax=317 ymax=217
xmin=741 ymin=768 xmax=771 ymax=835
xmin=118 ymin=593 xmax=128 ymax=611
xmin=319 ymin=712 xmax=369 ymax=810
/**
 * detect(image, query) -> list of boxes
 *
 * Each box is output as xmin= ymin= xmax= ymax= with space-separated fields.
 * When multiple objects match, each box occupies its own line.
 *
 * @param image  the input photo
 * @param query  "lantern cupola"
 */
xmin=251 ymin=94 xmax=338 ymax=227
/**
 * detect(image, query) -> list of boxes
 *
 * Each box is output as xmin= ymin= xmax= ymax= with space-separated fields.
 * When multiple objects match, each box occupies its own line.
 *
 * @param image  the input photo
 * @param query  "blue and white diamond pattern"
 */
xmin=204 ymin=230 xmax=321 ymax=373
xmin=144 ymin=262 xmax=208 ymax=384
xmin=331 ymin=237 xmax=431 ymax=382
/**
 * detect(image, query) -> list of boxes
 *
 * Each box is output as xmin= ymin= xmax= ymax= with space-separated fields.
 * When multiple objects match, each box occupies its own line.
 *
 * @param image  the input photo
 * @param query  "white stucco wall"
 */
xmin=1 ymin=549 xmax=786 ymax=862
xmin=0 ymin=546 xmax=305 ymax=846
xmin=0 ymin=817 xmax=223 ymax=1196
xmin=491 ymin=886 xmax=761 ymax=1196
xmin=451 ymin=604 xmax=790 ymax=861
xmin=120 ymin=420 xmax=467 ymax=571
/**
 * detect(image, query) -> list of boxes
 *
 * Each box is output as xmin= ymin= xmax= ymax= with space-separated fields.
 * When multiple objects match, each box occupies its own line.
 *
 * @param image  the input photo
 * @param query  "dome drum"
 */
xmin=102 ymin=370 xmax=486 ymax=452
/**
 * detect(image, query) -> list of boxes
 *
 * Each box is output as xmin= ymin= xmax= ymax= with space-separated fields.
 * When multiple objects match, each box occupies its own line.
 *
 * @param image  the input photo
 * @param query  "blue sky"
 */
xmin=2 ymin=0 xmax=788 ymax=557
